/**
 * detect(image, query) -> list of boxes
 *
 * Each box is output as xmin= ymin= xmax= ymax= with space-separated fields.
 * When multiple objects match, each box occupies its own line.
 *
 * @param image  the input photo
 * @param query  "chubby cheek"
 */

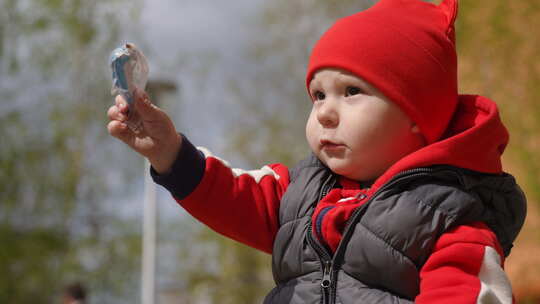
xmin=305 ymin=114 xmax=320 ymax=154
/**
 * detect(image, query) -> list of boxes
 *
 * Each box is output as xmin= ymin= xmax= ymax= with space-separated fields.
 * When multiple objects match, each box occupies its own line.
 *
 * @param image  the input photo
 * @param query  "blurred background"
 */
xmin=1 ymin=0 xmax=539 ymax=303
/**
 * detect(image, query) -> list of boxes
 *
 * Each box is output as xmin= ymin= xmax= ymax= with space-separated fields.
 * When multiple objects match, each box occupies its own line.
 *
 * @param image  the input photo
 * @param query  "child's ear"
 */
xmin=438 ymin=0 xmax=458 ymax=43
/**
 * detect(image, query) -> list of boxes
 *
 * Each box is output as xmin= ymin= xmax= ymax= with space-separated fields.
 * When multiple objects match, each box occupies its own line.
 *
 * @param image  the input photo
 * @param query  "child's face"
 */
xmin=306 ymin=68 xmax=425 ymax=181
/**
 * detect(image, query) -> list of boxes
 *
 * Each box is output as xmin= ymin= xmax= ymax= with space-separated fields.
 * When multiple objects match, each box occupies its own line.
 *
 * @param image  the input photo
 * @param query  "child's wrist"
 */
xmin=150 ymin=132 xmax=182 ymax=175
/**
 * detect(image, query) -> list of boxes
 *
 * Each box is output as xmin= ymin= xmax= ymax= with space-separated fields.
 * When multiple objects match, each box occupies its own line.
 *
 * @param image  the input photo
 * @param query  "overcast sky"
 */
xmin=122 ymin=0 xmax=266 ymax=156
xmin=114 ymin=0 xmax=271 ymax=220
xmin=140 ymin=0 xmax=262 ymax=53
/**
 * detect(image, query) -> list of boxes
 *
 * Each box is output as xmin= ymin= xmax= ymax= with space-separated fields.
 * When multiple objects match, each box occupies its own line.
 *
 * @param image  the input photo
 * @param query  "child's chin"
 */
xmin=326 ymin=160 xmax=355 ymax=176
xmin=328 ymin=162 xmax=373 ymax=181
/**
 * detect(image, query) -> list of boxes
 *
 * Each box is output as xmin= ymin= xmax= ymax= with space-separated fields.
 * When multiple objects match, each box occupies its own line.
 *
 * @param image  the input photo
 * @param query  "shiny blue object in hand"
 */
xmin=109 ymin=43 xmax=149 ymax=133
xmin=109 ymin=43 xmax=149 ymax=108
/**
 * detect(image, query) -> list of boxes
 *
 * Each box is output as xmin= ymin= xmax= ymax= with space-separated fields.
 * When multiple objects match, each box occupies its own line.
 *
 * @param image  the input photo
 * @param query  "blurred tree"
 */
xmin=456 ymin=0 xmax=540 ymax=201
xmin=0 ymin=0 xmax=143 ymax=302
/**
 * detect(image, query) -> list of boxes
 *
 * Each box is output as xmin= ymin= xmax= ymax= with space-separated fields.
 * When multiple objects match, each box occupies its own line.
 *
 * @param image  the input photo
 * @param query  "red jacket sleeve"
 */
xmin=151 ymin=134 xmax=290 ymax=254
xmin=416 ymin=222 xmax=514 ymax=304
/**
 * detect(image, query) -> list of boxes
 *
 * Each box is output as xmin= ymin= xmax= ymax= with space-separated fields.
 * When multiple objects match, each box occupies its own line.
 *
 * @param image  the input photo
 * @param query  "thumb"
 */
xmin=133 ymin=88 xmax=162 ymax=120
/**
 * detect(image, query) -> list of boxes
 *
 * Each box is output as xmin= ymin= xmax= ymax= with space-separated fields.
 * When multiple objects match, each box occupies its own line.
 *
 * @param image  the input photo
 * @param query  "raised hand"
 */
xmin=107 ymin=88 xmax=182 ymax=174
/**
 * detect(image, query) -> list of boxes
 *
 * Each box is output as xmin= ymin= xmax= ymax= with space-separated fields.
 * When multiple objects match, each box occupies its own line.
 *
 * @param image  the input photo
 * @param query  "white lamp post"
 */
xmin=141 ymin=80 xmax=178 ymax=304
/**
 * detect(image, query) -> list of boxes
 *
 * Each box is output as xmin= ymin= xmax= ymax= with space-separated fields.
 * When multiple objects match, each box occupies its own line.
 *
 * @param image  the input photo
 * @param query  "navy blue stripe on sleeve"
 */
xmin=150 ymin=133 xmax=206 ymax=200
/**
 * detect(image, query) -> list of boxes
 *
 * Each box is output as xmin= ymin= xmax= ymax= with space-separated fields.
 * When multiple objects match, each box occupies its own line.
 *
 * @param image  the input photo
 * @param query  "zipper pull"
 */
xmin=355 ymin=192 xmax=367 ymax=200
xmin=321 ymin=260 xmax=332 ymax=288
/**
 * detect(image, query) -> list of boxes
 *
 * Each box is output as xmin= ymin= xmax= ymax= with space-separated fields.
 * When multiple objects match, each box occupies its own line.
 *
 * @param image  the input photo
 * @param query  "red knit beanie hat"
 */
xmin=306 ymin=0 xmax=459 ymax=144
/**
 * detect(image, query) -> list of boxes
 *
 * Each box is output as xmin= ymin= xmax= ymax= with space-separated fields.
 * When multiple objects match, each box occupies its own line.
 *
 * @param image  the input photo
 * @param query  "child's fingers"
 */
xmin=107 ymin=105 xmax=127 ymax=122
xmin=107 ymin=120 xmax=132 ymax=144
xmin=115 ymin=95 xmax=129 ymax=114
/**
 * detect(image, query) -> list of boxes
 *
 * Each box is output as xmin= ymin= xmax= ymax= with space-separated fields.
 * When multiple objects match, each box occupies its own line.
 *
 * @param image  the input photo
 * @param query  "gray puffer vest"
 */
xmin=263 ymin=154 xmax=526 ymax=304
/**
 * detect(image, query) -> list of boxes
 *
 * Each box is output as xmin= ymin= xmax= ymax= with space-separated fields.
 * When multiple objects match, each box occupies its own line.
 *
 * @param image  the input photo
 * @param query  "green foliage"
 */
xmin=180 ymin=227 xmax=273 ymax=303
xmin=0 ymin=0 xmax=143 ymax=302
xmin=0 ymin=225 xmax=68 ymax=303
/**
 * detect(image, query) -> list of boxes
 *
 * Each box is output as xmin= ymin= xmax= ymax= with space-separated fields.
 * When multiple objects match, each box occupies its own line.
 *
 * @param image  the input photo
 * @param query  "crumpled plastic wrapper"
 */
xmin=110 ymin=43 xmax=149 ymax=133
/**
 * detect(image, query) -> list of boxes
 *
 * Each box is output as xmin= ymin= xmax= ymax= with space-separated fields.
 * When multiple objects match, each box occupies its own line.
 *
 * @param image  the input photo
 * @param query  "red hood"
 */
xmin=372 ymin=94 xmax=509 ymax=190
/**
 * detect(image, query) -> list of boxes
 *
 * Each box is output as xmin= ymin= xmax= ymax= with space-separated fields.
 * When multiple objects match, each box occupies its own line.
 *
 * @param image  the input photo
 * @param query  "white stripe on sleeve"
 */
xmin=197 ymin=146 xmax=280 ymax=183
xmin=476 ymin=246 xmax=513 ymax=304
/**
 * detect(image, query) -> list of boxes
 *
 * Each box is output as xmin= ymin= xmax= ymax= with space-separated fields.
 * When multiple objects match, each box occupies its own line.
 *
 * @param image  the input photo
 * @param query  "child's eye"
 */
xmin=313 ymin=91 xmax=326 ymax=101
xmin=345 ymin=86 xmax=363 ymax=96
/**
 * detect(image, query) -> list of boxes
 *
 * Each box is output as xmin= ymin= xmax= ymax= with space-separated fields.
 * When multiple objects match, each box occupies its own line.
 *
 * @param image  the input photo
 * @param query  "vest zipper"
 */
xmin=305 ymin=167 xmax=458 ymax=304
xmin=307 ymin=223 xmax=333 ymax=304
xmin=327 ymin=167 xmax=443 ymax=304
xmin=307 ymin=174 xmax=336 ymax=304
xmin=318 ymin=173 xmax=336 ymax=202
xmin=321 ymin=260 xmax=332 ymax=288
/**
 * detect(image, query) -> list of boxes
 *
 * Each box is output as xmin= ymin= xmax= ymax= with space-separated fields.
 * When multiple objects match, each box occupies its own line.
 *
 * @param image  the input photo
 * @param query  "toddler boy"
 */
xmin=107 ymin=0 xmax=526 ymax=302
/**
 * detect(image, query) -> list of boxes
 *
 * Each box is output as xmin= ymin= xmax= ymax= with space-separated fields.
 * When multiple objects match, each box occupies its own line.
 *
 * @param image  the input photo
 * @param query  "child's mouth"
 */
xmin=320 ymin=140 xmax=345 ymax=150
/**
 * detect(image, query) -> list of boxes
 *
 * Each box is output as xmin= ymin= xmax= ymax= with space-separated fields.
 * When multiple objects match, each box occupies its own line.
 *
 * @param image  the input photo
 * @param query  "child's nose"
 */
xmin=317 ymin=99 xmax=339 ymax=128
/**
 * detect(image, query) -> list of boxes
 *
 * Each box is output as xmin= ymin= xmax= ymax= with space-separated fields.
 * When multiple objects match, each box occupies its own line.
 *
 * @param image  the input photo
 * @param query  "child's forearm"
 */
xmin=148 ymin=132 xmax=183 ymax=175
xmin=417 ymin=222 xmax=512 ymax=303
xmin=151 ymin=134 xmax=291 ymax=253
